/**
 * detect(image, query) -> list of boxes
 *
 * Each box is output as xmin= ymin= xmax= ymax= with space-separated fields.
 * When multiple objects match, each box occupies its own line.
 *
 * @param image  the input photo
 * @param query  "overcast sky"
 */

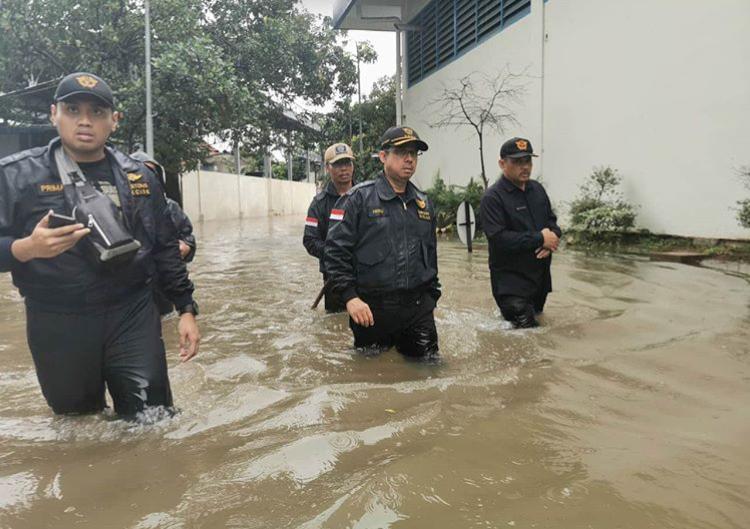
xmin=299 ymin=0 xmax=397 ymax=98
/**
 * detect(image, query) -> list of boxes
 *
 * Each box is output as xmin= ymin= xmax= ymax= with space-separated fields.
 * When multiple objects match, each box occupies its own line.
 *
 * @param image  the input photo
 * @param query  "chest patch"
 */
xmin=130 ymin=181 xmax=151 ymax=196
xmin=417 ymin=210 xmax=431 ymax=221
xmin=368 ymin=207 xmax=388 ymax=218
xmin=37 ymin=182 xmax=64 ymax=195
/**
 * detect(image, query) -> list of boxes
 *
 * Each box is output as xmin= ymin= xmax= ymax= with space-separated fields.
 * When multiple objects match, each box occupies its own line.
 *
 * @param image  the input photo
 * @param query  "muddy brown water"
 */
xmin=0 ymin=216 xmax=749 ymax=529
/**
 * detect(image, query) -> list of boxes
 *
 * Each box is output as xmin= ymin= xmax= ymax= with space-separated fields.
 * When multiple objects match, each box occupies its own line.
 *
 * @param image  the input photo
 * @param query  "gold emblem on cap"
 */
xmin=76 ymin=75 xmax=98 ymax=88
xmin=403 ymin=127 xmax=414 ymax=136
xmin=127 ymin=173 xmax=143 ymax=182
xmin=515 ymin=139 xmax=528 ymax=150
xmin=416 ymin=198 xmax=426 ymax=209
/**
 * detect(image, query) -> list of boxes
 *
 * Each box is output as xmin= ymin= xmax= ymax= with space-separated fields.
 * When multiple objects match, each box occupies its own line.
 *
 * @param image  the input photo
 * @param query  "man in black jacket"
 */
xmin=303 ymin=143 xmax=354 ymax=312
xmin=325 ymin=126 xmax=440 ymax=358
xmin=480 ymin=137 xmax=561 ymax=328
xmin=0 ymin=72 xmax=200 ymax=419
xmin=131 ymin=151 xmax=197 ymax=315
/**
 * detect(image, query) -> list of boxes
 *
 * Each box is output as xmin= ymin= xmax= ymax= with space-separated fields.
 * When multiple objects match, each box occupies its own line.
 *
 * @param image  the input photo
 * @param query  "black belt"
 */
xmin=361 ymin=288 xmax=426 ymax=308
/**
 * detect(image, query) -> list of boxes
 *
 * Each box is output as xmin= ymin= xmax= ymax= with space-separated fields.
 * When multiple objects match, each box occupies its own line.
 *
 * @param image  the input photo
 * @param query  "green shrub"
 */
xmin=569 ymin=166 xmax=637 ymax=240
xmin=737 ymin=199 xmax=750 ymax=229
xmin=425 ymin=173 xmax=484 ymax=231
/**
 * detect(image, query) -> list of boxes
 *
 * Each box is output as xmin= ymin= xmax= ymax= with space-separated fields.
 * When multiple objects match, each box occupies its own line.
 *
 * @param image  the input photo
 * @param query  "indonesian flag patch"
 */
xmin=330 ymin=209 xmax=345 ymax=221
xmin=305 ymin=216 xmax=318 ymax=227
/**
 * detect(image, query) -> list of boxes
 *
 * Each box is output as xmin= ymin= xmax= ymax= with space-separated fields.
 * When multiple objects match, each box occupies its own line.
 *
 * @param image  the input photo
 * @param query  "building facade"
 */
xmin=335 ymin=0 xmax=750 ymax=239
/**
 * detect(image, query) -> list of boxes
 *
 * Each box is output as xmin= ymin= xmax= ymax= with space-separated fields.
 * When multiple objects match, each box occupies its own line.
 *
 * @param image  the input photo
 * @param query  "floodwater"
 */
xmin=1 ymin=216 xmax=749 ymax=529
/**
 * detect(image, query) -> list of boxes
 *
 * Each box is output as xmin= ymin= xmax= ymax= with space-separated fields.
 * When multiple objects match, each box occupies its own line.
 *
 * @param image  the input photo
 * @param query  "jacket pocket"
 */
xmin=355 ymin=242 xmax=393 ymax=290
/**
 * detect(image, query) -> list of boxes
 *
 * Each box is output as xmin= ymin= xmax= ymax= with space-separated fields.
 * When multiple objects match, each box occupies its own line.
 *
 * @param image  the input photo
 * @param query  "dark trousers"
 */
xmin=351 ymin=291 xmax=439 ymax=358
xmin=494 ymin=292 xmax=548 ymax=329
xmin=25 ymin=289 xmax=173 ymax=417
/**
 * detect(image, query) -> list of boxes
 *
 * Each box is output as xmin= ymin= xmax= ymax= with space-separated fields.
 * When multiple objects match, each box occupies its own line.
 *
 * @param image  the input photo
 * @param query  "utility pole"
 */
xmin=356 ymin=42 xmax=363 ymax=152
xmin=144 ymin=0 xmax=154 ymax=156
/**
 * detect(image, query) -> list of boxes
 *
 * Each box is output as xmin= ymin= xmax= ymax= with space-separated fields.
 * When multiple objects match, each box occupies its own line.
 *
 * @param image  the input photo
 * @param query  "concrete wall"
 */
xmin=182 ymin=169 xmax=316 ymax=222
xmin=403 ymin=0 xmax=750 ymax=239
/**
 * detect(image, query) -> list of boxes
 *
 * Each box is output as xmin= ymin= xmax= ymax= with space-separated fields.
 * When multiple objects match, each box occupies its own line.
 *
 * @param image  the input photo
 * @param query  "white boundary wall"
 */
xmin=403 ymin=0 xmax=750 ymax=239
xmin=181 ymin=169 xmax=316 ymax=221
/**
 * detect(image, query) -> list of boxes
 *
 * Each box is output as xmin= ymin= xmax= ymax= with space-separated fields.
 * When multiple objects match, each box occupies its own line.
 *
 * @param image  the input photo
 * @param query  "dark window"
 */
xmin=406 ymin=0 xmax=531 ymax=85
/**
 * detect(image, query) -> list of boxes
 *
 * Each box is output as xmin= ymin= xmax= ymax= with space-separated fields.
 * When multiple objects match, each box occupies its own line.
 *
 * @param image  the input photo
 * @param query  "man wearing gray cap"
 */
xmin=0 ymin=72 xmax=200 ymax=420
xmin=303 ymin=142 xmax=355 ymax=312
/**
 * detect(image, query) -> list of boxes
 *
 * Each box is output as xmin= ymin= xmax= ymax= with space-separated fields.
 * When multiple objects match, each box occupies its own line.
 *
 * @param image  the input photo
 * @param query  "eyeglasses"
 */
xmin=387 ymin=147 xmax=422 ymax=158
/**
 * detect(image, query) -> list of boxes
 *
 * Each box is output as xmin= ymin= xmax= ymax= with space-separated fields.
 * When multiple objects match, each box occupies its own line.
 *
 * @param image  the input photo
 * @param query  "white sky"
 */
xmin=300 ymin=0 xmax=397 ymax=98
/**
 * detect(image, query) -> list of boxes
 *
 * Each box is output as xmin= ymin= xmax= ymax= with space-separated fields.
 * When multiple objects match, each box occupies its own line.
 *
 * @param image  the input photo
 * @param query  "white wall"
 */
xmin=403 ymin=0 xmax=750 ymax=239
xmin=182 ymin=169 xmax=316 ymax=222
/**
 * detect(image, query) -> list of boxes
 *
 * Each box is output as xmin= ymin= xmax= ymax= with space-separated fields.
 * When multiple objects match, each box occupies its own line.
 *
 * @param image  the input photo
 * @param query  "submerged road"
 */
xmin=0 ymin=216 xmax=749 ymax=529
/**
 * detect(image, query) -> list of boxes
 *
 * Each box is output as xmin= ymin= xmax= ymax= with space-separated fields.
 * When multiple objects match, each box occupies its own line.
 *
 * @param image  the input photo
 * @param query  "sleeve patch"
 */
xmin=305 ymin=216 xmax=319 ymax=227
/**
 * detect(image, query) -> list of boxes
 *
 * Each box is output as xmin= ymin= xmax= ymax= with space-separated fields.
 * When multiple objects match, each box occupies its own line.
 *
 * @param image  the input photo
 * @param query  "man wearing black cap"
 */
xmin=325 ymin=126 xmax=441 ymax=359
xmin=0 ymin=72 xmax=200 ymax=419
xmin=480 ymin=137 xmax=562 ymax=328
xmin=303 ymin=143 xmax=355 ymax=313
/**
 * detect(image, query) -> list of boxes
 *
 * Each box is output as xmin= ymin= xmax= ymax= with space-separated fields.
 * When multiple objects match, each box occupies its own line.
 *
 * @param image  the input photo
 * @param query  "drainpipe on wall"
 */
xmin=395 ymin=28 xmax=403 ymax=126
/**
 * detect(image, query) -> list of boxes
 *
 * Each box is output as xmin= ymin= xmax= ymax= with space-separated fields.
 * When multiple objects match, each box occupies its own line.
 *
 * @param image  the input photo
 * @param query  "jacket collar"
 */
xmin=500 ymin=175 xmax=530 ymax=194
xmin=375 ymin=171 xmax=419 ymax=203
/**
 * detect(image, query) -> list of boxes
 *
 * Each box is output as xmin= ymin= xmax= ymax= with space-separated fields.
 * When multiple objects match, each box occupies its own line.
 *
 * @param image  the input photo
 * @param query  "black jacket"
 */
xmin=480 ymin=176 xmax=562 ymax=297
xmin=0 ymin=138 xmax=194 ymax=309
xmin=166 ymin=198 xmax=197 ymax=263
xmin=324 ymin=172 xmax=440 ymax=303
xmin=303 ymin=181 xmax=341 ymax=274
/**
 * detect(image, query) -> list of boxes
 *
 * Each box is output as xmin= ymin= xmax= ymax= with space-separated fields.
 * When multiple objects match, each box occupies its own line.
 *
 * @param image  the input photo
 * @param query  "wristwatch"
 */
xmin=178 ymin=301 xmax=200 ymax=316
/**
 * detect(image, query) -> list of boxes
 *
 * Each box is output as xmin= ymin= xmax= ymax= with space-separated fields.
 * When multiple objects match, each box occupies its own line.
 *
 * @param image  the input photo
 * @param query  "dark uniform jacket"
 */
xmin=303 ymin=181 xmax=341 ymax=274
xmin=324 ymin=172 xmax=440 ymax=303
xmin=480 ymin=176 xmax=562 ymax=297
xmin=0 ymin=138 xmax=194 ymax=310
xmin=166 ymin=198 xmax=197 ymax=263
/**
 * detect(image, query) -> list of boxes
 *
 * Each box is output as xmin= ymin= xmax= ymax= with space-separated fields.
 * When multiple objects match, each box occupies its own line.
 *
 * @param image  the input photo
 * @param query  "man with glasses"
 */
xmin=304 ymin=143 xmax=356 ymax=312
xmin=325 ymin=126 xmax=441 ymax=359
xmin=480 ymin=137 xmax=562 ymax=328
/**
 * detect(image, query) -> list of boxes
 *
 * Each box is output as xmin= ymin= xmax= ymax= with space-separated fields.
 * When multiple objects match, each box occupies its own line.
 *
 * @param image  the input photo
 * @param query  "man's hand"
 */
xmin=178 ymin=314 xmax=201 ymax=362
xmin=540 ymin=228 xmax=560 ymax=251
xmin=346 ymin=297 xmax=374 ymax=327
xmin=11 ymin=211 xmax=90 ymax=262
xmin=178 ymin=240 xmax=191 ymax=259
xmin=535 ymin=248 xmax=552 ymax=259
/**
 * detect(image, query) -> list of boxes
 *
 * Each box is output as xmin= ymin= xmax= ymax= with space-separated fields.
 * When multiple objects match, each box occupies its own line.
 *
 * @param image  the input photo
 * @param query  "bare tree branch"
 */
xmin=425 ymin=66 xmax=529 ymax=188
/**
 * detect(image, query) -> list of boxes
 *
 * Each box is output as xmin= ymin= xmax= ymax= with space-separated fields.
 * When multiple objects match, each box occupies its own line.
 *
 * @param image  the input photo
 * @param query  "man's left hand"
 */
xmin=179 ymin=240 xmax=191 ymax=259
xmin=178 ymin=314 xmax=201 ymax=362
xmin=536 ymin=248 xmax=552 ymax=259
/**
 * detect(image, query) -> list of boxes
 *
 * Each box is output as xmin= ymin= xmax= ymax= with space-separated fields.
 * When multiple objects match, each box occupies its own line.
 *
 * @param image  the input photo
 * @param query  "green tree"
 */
xmin=0 ymin=0 xmax=362 ymax=178
xmin=569 ymin=166 xmax=637 ymax=239
xmin=320 ymin=75 xmax=396 ymax=182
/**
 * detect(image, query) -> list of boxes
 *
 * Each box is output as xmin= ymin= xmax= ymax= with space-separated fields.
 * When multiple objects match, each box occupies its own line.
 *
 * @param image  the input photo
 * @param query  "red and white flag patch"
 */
xmin=330 ymin=209 xmax=345 ymax=221
xmin=305 ymin=216 xmax=318 ymax=227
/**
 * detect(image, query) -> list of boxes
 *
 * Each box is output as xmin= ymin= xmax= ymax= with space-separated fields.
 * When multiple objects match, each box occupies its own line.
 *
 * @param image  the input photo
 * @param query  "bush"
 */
xmin=425 ymin=173 xmax=484 ymax=231
xmin=569 ymin=166 xmax=637 ymax=239
xmin=738 ymin=199 xmax=750 ymax=229
xmin=738 ymin=166 xmax=750 ymax=229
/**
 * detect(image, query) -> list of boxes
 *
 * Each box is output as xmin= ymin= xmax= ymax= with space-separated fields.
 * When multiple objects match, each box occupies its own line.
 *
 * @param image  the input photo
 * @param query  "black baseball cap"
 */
xmin=54 ymin=72 xmax=114 ymax=108
xmin=500 ymin=137 xmax=538 ymax=159
xmin=378 ymin=126 xmax=429 ymax=152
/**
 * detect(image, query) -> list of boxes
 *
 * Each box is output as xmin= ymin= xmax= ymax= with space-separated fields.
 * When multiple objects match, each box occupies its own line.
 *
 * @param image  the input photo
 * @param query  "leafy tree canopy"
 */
xmin=0 ymin=0 xmax=364 ymax=175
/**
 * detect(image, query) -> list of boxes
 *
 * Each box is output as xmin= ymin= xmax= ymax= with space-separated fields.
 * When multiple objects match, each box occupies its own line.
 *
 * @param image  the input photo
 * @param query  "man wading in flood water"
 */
xmin=480 ymin=137 xmax=562 ymax=328
xmin=0 ymin=73 xmax=200 ymax=420
xmin=324 ymin=126 xmax=441 ymax=359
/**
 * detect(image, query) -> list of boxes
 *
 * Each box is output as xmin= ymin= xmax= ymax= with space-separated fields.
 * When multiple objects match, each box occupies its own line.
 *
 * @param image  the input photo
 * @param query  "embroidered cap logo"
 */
xmin=76 ymin=75 xmax=98 ymax=88
xmin=515 ymin=140 xmax=528 ymax=151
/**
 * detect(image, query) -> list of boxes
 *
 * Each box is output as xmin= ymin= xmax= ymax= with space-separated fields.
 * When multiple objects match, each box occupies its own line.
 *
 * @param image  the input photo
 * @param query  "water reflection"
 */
xmin=0 ymin=216 xmax=748 ymax=529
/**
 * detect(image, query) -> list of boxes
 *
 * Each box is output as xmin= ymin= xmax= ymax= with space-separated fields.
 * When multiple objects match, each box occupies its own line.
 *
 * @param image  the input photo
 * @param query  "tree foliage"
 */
xmin=424 ymin=172 xmax=484 ymax=231
xmin=0 ymin=0 xmax=362 ymax=176
xmin=736 ymin=166 xmax=750 ymax=229
xmin=319 ymin=75 xmax=396 ymax=181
